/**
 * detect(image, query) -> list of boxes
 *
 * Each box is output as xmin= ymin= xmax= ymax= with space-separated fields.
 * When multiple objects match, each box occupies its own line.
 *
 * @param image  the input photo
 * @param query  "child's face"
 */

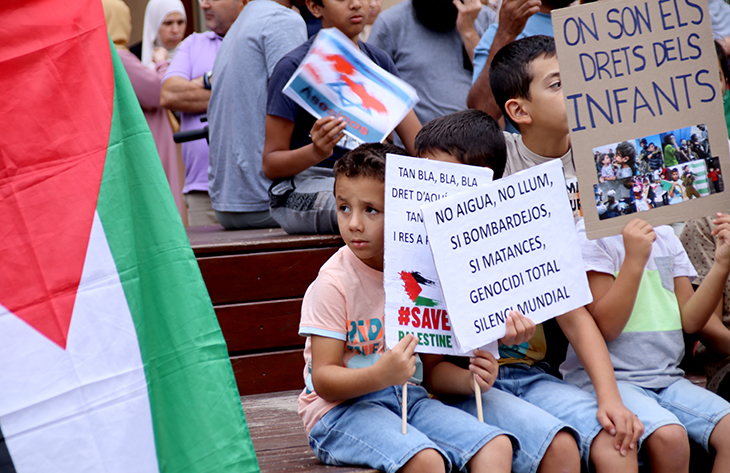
xmin=335 ymin=175 xmax=385 ymax=270
xmin=602 ymin=155 xmax=611 ymax=165
xmin=309 ymin=0 xmax=369 ymax=41
xmin=523 ymin=55 xmax=568 ymax=136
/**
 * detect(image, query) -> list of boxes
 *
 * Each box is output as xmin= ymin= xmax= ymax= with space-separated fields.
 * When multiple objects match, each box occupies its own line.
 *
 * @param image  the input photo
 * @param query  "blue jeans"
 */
xmin=308 ymin=385 xmax=516 ymax=473
xmin=268 ymin=167 xmax=338 ymax=235
xmin=615 ymin=378 xmax=730 ymax=451
xmin=484 ymin=364 xmax=603 ymax=471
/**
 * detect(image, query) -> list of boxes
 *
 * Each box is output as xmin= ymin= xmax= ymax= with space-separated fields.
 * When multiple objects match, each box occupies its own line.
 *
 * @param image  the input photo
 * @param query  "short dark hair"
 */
xmin=716 ymin=40 xmax=730 ymax=88
xmin=490 ymin=35 xmax=557 ymax=130
xmin=415 ymin=109 xmax=506 ymax=178
xmin=333 ymin=142 xmax=409 ymax=188
xmin=615 ymin=141 xmax=636 ymax=162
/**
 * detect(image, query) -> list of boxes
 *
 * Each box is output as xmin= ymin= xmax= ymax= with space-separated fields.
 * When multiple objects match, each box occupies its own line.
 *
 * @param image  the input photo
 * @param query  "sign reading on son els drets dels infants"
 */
xmin=421 ymin=160 xmax=592 ymax=351
xmin=552 ymin=0 xmax=730 ymax=239
xmin=384 ymin=154 xmax=496 ymax=354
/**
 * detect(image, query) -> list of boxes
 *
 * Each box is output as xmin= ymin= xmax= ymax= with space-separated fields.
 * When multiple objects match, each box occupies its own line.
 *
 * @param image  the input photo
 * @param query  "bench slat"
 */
xmin=187 ymin=226 xmax=343 ymax=255
xmin=217 ymin=299 xmax=304 ymax=353
xmin=231 ymin=349 xmax=305 ymax=396
xmin=198 ymin=248 xmax=338 ymax=305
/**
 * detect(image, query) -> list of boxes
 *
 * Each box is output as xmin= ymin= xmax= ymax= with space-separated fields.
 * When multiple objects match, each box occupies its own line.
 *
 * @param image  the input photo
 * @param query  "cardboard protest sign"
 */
xmin=552 ymin=0 xmax=730 ymax=239
xmin=421 ymin=160 xmax=592 ymax=350
xmin=384 ymin=155 xmax=496 ymax=354
xmin=282 ymin=27 xmax=419 ymax=145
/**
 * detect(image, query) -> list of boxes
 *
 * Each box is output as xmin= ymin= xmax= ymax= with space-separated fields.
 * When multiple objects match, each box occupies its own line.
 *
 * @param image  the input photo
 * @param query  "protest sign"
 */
xmin=384 ymin=155 xmax=496 ymax=354
xmin=282 ymin=28 xmax=419 ymax=145
xmin=421 ymin=160 xmax=592 ymax=350
xmin=552 ymin=0 xmax=730 ymax=239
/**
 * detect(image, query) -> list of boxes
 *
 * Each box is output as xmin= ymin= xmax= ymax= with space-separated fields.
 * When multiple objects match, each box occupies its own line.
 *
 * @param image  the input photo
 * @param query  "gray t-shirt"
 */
xmin=368 ymin=0 xmax=496 ymax=126
xmin=561 ymin=219 xmax=697 ymax=390
xmin=208 ymin=0 xmax=307 ymax=212
xmin=503 ymin=132 xmax=576 ymax=179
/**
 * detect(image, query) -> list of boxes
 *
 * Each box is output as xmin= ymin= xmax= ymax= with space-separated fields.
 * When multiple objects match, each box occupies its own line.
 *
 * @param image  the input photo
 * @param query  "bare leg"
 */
xmin=537 ymin=430 xmax=581 ymax=473
xmin=467 ymin=434 xmax=513 ymax=473
xmin=400 ymin=448 xmax=445 ymax=473
xmin=711 ymin=414 xmax=730 ymax=473
xmin=643 ymin=425 xmax=689 ymax=473
xmin=590 ymin=429 xmax=639 ymax=473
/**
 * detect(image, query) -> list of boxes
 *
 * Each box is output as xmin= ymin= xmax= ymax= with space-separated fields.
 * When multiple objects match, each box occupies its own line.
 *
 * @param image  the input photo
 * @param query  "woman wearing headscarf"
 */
xmin=141 ymin=0 xmax=186 ymax=70
xmin=103 ymin=0 xmax=185 ymax=219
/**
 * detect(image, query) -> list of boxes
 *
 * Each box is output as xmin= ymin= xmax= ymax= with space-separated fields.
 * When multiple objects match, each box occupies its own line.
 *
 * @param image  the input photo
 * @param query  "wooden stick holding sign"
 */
xmin=421 ymin=160 xmax=593 ymax=351
xmin=474 ymin=375 xmax=483 ymax=422
xmin=402 ymin=383 xmax=407 ymax=434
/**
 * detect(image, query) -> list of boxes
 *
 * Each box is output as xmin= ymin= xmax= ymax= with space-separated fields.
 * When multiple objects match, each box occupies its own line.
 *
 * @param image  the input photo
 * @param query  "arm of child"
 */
xmin=262 ymin=115 xmax=347 ymax=180
xmin=422 ymin=351 xmax=498 ymax=396
xmin=677 ymin=214 xmax=730 ymax=333
xmin=465 ymin=0 xmax=540 ymax=118
xmin=587 ymin=219 xmax=655 ymax=342
xmin=697 ymin=301 xmax=730 ymax=356
xmin=393 ymin=110 xmax=421 ymax=156
xmin=311 ymin=333 xmax=418 ymax=402
xmin=557 ymin=307 xmax=644 ymax=455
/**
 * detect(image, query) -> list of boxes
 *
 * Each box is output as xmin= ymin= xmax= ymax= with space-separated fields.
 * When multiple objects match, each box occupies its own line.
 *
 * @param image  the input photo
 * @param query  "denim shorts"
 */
xmin=615 ymin=378 xmax=730 ymax=451
xmin=490 ymin=364 xmax=604 ymax=471
xmin=308 ymin=385 xmax=516 ymax=473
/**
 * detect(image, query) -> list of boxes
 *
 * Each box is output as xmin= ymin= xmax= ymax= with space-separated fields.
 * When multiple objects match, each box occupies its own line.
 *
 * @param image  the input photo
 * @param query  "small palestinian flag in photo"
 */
xmin=0 ymin=1 xmax=259 ymax=472
xmin=399 ymin=271 xmax=441 ymax=307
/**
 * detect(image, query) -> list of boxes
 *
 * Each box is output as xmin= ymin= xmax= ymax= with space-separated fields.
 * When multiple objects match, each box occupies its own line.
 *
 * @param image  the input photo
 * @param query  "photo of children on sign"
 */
xmin=592 ymin=124 xmax=724 ymax=221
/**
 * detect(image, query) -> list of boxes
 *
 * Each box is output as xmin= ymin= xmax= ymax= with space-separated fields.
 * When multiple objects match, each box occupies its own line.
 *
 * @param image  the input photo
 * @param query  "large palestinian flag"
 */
xmin=0 ymin=1 xmax=259 ymax=471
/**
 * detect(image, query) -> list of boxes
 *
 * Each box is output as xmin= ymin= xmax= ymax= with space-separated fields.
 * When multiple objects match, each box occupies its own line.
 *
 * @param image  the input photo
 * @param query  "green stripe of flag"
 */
xmin=97 ymin=40 xmax=259 ymax=473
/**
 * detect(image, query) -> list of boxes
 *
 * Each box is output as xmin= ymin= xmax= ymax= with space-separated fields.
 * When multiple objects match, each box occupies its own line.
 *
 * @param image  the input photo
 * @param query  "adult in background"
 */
xmin=466 ymin=0 xmax=571 ymax=132
xmin=103 ymin=0 xmax=185 ymax=218
xmin=142 ymin=0 xmax=186 ymax=69
xmin=207 ymin=0 xmax=307 ymax=230
xmin=368 ymin=0 xmax=496 ymax=126
xmin=160 ymin=0 xmax=244 ymax=227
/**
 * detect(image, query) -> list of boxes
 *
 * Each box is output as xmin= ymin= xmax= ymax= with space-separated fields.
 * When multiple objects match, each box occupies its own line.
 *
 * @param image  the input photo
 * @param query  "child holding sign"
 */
xmin=416 ymin=110 xmax=641 ymax=473
xmin=262 ymin=0 xmax=421 ymax=235
xmin=562 ymin=217 xmax=730 ymax=473
xmin=298 ymin=143 xmax=515 ymax=473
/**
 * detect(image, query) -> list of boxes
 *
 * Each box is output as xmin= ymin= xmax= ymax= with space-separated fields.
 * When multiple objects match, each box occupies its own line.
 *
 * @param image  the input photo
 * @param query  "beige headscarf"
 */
xmin=102 ymin=0 xmax=132 ymax=51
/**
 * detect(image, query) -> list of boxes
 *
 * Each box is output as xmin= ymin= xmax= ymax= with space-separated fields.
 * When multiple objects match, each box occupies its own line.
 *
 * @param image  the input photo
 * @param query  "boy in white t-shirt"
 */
xmin=298 ymin=142 xmax=515 ymax=473
xmin=562 ymin=217 xmax=730 ymax=472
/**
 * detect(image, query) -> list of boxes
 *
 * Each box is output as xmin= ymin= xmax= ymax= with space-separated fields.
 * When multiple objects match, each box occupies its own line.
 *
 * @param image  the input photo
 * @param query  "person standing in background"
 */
xmin=161 ymin=0 xmax=244 ymax=226
xmin=142 ymin=0 xmax=186 ymax=69
xmin=104 ymin=0 xmax=185 ymax=218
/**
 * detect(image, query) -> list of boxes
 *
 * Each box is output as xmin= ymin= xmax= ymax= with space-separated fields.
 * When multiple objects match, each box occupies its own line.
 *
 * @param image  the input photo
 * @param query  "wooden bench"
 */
xmin=188 ymin=225 xmax=711 ymax=472
xmin=187 ymin=225 xmax=344 ymax=396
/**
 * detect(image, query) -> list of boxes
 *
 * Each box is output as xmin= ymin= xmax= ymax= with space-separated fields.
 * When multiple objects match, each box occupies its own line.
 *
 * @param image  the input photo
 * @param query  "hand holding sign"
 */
xmin=311 ymin=116 xmax=347 ymax=159
xmin=498 ymin=311 xmax=536 ymax=347
xmin=421 ymin=160 xmax=592 ymax=350
xmin=378 ymin=333 xmax=418 ymax=388
xmin=621 ymin=219 xmax=656 ymax=267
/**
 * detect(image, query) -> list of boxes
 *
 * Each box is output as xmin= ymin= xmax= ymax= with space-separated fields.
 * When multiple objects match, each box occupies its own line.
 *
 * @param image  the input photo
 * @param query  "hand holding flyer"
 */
xmin=282 ymin=28 xmax=419 ymax=145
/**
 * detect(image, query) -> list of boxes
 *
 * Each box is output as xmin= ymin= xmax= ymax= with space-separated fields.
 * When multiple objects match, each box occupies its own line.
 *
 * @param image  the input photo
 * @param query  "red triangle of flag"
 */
xmin=0 ymin=0 xmax=114 ymax=348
